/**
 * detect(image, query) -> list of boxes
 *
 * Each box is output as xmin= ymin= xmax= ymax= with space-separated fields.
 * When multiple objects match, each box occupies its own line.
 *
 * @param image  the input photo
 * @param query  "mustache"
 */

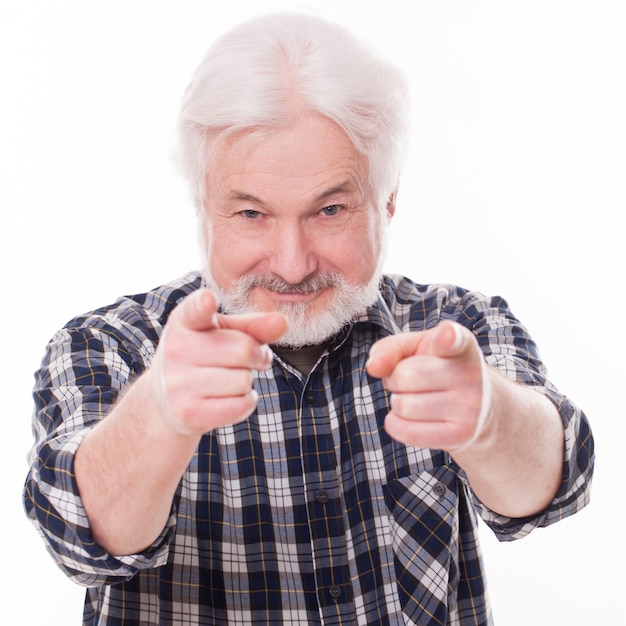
xmin=236 ymin=272 xmax=343 ymax=295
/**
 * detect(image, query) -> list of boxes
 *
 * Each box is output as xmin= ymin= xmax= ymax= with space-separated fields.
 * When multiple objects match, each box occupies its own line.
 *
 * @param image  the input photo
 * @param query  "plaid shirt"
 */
xmin=24 ymin=272 xmax=594 ymax=625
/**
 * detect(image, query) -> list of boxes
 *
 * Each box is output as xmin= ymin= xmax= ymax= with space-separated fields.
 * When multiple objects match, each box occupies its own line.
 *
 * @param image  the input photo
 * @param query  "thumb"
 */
xmin=175 ymin=288 xmax=221 ymax=332
xmin=420 ymin=321 xmax=468 ymax=358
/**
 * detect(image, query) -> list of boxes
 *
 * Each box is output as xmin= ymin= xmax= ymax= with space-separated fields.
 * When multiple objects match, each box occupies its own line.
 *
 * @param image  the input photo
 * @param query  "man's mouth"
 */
xmin=248 ymin=273 xmax=339 ymax=296
xmin=260 ymin=284 xmax=331 ymax=303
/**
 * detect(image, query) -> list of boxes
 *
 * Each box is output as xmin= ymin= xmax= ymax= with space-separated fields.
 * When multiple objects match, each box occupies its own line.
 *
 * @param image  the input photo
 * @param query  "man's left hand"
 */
xmin=366 ymin=321 xmax=492 ymax=451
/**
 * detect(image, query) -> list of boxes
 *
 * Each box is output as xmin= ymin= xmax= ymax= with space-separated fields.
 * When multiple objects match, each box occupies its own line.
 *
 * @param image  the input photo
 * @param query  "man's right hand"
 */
xmin=148 ymin=288 xmax=288 ymax=435
xmin=75 ymin=287 xmax=287 ymax=554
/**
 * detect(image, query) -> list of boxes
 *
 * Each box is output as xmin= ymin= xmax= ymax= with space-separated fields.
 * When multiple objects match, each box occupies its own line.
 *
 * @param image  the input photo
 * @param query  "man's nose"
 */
xmin=268 ymin=221 xmax=318 ymax=285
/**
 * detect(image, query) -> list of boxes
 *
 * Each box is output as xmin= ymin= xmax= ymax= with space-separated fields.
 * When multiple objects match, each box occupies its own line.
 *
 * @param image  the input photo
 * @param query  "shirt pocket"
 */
xmin=384 ymin=465 xmax=460 ymax=625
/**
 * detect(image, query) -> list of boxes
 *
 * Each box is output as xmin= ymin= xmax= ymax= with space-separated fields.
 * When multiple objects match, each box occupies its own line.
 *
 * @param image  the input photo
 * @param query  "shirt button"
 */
xmin=328 ymin=585 xmax=342 ymax=600
xmin=305 ymin=392 xmax=316 ymax=404
xmin=316 ymin=489 xmax=330 ymax=504
xmin=433 ymin=482 xmax=446 ymax=498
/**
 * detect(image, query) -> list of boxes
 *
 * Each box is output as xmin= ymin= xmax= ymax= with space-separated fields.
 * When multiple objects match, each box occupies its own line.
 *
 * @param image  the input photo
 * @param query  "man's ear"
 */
xmin=386 ymin=188 xmax=398 ymax=219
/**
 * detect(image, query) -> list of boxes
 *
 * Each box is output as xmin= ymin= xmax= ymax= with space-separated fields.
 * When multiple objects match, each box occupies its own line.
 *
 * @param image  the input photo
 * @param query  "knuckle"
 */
xmin=174 ymin=394 xmax=200 ymax=424
xmin=454 ymin=420 xmax=476 ymax=442
xmin=225 ymin=369 xmax=253 ymax=394
xmin=241 ymin=369 xmax=254 ymax=389
xmin=238 ymin=340 xmax=258 ymax=364
xmin=219 ymin=331 xmax=257 ymax=364
xmin=393 ymin=361 xmax=416 ymax=391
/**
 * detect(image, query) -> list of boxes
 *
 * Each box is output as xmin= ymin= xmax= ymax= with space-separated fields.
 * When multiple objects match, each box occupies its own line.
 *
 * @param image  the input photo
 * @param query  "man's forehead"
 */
xmin=214 ymin=115 xmax=364 ymax=167
xmin=206 ymin=115 xmax=372 ymax=204
xmin=224 ymin=179 xmax=365 ymax=204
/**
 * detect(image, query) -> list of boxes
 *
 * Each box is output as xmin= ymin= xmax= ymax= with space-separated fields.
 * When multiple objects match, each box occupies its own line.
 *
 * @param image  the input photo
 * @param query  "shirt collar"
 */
xmin=325 ymin=286 xmax=402 ymax=354
xmin=353 ymin=284 xmax=403 ymax=338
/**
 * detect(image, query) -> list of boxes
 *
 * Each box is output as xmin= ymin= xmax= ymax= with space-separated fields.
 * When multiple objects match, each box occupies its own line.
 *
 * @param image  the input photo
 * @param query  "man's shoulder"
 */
xmin=63 ymin=271 xmax=204 ymax=334
xmin=372 ymin=274 xmax=501 ymax=333
xmin=379 ymin=274 xmax=469 ymax=308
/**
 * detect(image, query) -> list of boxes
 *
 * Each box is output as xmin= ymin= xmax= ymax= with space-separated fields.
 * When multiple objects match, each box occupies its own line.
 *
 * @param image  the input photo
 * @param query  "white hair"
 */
xmin=175 ymin=12 xmax=411 ymax=212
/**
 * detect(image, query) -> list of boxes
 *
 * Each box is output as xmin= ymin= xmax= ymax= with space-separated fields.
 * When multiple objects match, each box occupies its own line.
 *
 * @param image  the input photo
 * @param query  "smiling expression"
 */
xmin=200 ymin=113 xmax=394 ymax=345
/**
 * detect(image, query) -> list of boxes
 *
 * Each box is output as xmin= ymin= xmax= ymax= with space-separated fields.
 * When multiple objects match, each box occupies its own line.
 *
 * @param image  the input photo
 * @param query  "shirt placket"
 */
xmin=299 ymin=371 xmax=356 ymax=626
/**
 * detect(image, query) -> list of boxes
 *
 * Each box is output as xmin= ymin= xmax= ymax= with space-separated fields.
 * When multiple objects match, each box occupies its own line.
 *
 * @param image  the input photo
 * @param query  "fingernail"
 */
xmin=451 ymin=324 xmax=464 ymax=351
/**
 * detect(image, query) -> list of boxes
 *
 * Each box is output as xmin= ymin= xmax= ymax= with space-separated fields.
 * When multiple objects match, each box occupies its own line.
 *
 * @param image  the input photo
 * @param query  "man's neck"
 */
xmin=272 ymin=343 xmax=329 ymax=377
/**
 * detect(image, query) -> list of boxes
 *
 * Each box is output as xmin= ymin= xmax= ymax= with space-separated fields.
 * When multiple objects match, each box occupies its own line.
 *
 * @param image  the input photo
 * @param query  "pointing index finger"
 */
xmin=175 ymin=288 xmax=288 ymax=346
xmin=366 ymin=322 xmax=467 ymax=379
xmin=366 ymin=333 xmax=421 ymax=379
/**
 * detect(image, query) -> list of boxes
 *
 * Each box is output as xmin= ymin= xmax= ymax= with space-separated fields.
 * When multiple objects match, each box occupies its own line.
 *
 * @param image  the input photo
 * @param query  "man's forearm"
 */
xmin=75 ymin=373 xmax=201 ymax=556
xmin=451 ymin=368 xmax=564 ymax=519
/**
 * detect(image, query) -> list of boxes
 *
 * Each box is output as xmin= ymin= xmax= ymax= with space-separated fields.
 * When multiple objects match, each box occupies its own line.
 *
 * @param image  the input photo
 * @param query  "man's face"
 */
xmin=201 ymin=114 xmax=391 ymax=347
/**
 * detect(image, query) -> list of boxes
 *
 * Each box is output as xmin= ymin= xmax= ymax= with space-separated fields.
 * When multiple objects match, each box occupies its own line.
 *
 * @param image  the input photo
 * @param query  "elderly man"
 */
xmin=24 ymin=13 xmax=593 ymax=626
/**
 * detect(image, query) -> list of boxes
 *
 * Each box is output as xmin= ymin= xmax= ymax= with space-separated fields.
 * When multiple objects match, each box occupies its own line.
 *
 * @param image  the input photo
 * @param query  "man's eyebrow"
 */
xmin=314 ymin=181 xmax=358 ymax=203
xmin=226 ymin=191 xmax=264 ymax=205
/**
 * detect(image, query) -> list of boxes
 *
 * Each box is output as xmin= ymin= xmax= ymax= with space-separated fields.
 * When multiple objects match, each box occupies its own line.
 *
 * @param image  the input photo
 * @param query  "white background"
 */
xmin=1 ymin=1 xmax=623 ymax=623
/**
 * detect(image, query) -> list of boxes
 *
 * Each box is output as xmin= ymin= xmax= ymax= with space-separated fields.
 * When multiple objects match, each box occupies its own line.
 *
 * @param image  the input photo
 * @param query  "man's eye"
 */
xmin=321 ymin=204 xmax=341 ymax=216
xmin=241 ymin=209 xmax=261 ymax=219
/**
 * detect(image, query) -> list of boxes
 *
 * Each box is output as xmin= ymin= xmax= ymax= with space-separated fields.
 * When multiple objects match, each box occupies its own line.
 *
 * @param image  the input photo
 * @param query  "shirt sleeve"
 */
xmin=23 ymin=321 xmax=175 ymax=587
xmin=444 ymin=289 xmax=595 ymax=541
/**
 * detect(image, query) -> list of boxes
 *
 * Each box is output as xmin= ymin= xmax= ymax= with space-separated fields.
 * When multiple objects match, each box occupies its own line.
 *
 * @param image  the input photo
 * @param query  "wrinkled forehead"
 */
xmin=203 ymin=114 xmax=373 ymax=203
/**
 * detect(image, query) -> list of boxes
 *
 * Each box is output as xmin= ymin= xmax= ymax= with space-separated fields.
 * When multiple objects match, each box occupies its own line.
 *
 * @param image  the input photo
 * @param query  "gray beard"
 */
xmin=203 ymin=269 xmax=383 ymax=348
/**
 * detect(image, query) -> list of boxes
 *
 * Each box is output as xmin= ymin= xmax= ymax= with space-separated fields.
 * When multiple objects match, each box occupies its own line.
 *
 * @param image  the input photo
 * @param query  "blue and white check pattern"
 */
xmin=24 ymin=272 xmax=594 ymax=625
